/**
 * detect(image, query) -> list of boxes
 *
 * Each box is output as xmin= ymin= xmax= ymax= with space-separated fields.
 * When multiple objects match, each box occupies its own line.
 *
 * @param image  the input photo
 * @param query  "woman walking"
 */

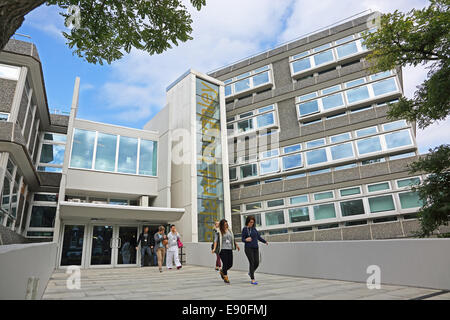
xmin=154 ymin=226 xmax=167 ymax=272
xmin=166 ymin=225 xmax=182 ymax=270
xmin=211 ymin=219 xmax=240 ymax=284
xmin=241 ymin=216 xmax=268 ymax=285
xmin=212 ymin=221 xmax=221 ymax=271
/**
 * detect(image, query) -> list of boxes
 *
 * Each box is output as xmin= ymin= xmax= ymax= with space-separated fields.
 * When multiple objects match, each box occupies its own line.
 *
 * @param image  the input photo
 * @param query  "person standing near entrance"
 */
xmin=154 ymin=226 xmax=167 ymax=272
xmin=241 ymin=216 xmax=268 ymax=285
xmin=136 ymin=227 xmax=153 ymax=267
xmin=211 ymin=221 xmax=221 ymax=271
xmin=166 ymin=225 xmax=182 ymax=270
xmin=211 ymin=219 xmax=240 ymax=284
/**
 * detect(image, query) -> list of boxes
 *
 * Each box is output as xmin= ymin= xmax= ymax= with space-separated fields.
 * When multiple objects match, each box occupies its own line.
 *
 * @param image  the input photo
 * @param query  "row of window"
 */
xmin=37 ymin=132 xmax=67 ymax=173
xmin=289 ymin=29 xmax=375 ymax=76
xmin=297 ymin=73 xmax=399 ymax=118
xmin=226 ymin=105 xmax=277 ymax=136
xmin=224 ymin=65 xmax=272 ymax=97
xmin=70 ymin=129 xmax=158 ymax=176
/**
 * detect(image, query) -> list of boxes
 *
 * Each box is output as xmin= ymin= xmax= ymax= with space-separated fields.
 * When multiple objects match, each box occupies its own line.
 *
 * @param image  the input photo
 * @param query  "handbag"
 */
xmin=177 ymin=238 xmax=183 ymax=248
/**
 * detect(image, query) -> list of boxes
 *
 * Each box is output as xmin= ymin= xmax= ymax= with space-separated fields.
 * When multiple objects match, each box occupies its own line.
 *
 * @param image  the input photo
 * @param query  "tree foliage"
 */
xmin=363 ymin=0 xmax=450 ymax=236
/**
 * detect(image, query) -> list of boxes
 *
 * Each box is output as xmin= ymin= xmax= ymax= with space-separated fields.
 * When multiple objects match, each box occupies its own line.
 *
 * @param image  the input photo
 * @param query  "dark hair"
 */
xmin=245 ymin=216 xmax=256 ymax=226
xmin=219 ymin=219 xmax=228 ymax=235
xmin=170 ymin=224 xmax=175 ymax=229
xmin=158 ymin=226 xmax=165 ymax=232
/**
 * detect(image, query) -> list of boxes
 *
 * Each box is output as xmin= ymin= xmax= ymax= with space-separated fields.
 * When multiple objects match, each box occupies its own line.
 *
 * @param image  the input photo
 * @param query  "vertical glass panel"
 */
xmin=225 ymin=85 xmax=232 ymax=96
xmin=229 ymin=167 xmax=237 ymax=180
xmin=290 ymin=195 xmax=308 ymax=205
xmin=313 ymin=50 xmax=334 ymax=66
xmin=306 ymin=148 xmax=328 ymax=165
xmin=40 ymin=144 xmax=65 ymax=165
xmin=265 ymin=210 xmax=285 ymax=226
xmin=240 ymin=163 xmax=257 ymax=178
xmin=60 ymin=225 xmax=85 ymax=266
xmin=234 ymin=78 xmax=251 ymax=93
xmin=117 ymin=136 xmax=138 ymax=174
xmin=237 ymin=119 xmax=253 ymax=133
xmin=340 ymin=199 xmax=365 ymax=216
xmin=70 ymin=129 xmax=96 ymax=169
xmin=368 ymin=195 xmax=395 ymax=213
xmin=94 ymin=132 xmax=117 ymax=172
xmin=282 ymin=154 xmax=302 ymax=170
xmin=321 ymin=93 xmax=344 ymax=110
xmin=357 ymin=136 xmax=382 ymax=154
xmin=292 ymin=58 xmax=311 ymax=73
xmin=399 ymin=192 xmax=423 ymax=209
xmin=90 ymin=226 xmax=113 ymax=265
xmin=336 ymin=41 xmax=358 ymax=58
xmin=260 ymin=158 xmax=279 ymax=175
xmin=253 ymin=71 xmax=270 ymax=87
xmin=29 ymin=206 xmax=56 ymax=227
xmin=1 ymin=177 xmax=11 ymax=213
xmin=372 ymin=78 xmax=397 ymax=96
xmin=139 ymin=140 xmax=158 ymax=176
xmin=118 ymin=226 xmax=137 ymax=265
xmin=313 ymin=204 xmax=336 ymax=220
xmin=346 ymin=85 xmax=370 ymax=103
xmin=330 ymin=142 xmax=354 ymax=160
xmin=368 ymin=182 xmax=390 ymax=192
xmin=256 ymin=112 xmax=275 ymax=128
xmin=384 ymin=130 xmax=412 ymax=149
xmin=289 ymin=207 xmax=310 ymax=223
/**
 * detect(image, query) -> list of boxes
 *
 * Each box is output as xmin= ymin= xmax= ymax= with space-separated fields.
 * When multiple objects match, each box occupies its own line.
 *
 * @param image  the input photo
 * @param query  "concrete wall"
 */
xmin=0 ymin=224 xmax=29 ymax=245
xmin=0 ymin=242 xmax=57 ymax=299
xmin=184 ymin=239 xmax=450 ymax=290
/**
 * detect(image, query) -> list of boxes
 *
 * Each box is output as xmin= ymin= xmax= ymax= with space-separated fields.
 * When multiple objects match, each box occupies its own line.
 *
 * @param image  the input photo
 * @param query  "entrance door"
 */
xmin=116 ymin=226 xmax=138 ymax=267
xmin=90 ymin=225 xmax=114 ymax=266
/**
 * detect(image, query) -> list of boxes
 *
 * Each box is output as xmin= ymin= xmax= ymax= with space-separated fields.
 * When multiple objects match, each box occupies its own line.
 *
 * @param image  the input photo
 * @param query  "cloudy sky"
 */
xmin=17 ymin=0 xmax=448 ymax=153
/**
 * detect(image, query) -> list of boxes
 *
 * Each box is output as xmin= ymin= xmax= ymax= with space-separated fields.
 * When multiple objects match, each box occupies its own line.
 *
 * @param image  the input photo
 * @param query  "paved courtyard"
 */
xmin=42 ymin=265 xmax=450 ymax=300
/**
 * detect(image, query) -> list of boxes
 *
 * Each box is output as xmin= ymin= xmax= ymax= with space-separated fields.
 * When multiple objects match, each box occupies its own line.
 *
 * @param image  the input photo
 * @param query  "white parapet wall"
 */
xmin=0 ymin=242 xmax=58 ymax=299
xmin=184 ymin=239 xmax=450 ymax=290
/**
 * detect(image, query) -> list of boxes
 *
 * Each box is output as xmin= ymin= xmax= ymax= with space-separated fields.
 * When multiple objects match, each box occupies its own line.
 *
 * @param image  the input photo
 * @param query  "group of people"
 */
xmin=211 ymin=216 xmax=268 ymax=285
xmin=136 ymin=224 xmax=182 ymax=272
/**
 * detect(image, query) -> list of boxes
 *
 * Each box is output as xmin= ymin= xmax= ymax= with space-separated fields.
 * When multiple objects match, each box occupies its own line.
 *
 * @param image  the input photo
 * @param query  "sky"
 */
xmin=15 ymin=0 xmax=448 ymax=154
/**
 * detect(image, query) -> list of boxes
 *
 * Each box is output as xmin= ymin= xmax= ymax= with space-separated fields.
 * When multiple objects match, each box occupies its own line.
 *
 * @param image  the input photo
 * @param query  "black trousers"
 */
xmin=219 ymin=249 xmax=233 ymax=275
xmin=245 ymin=247 xmax=259 ymax=280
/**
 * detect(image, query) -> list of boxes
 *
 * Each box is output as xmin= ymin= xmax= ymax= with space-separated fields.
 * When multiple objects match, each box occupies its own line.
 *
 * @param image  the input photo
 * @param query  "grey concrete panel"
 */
xmin=3 ymin=39 xmax=36 ymax=58
xmin=349 ymin=109 xmax=376 ymax=124
xmin=272 ymin=59 xmax=293 ymax=89
xmin=231 ymin=60 xmax=250 ymax=72
xmin=333 ymin=167 xmax=361 ymax=183
xmin=370 ymin=221 xmax=404 ymax=239
xmin=267 ymin=45 xmax=287 ymax=58
xmin=289 ymin=231 xmax=314 ymax=242
xmin=249 ymin=52 xmax=268 ymax=64
xmin=0 ymin=79 xmax=17 ymax=112
xmin=287 ymin=37 xmax=308 ymax=51
xmin=13 ymin=124 xmax=27 ymax=146
xmin=375 ymin=105 xmax=389 ymax=118
xmin=38 ymin=172 xmax=62 ymax=187
xmin=0 ymin=121 xmax=13 ymax=141
xmin=324 ymin=115 xmax=350 ymax=130
xmin=253 ymin=89 xmax=273 ymax=104
xmin=49 ymin=114 xmax=69 ymax=128
xmin=265 ymin=234 xmax=289 ymax=242
xmin=342 ymin=225 xmax=372 ymax=240
xmin=294 ymin=77 xmax=316 ymax=90
xmin=261 ymin=181 xmax=283 ymax=196
xmin=314 ymin=228 xmax=342 ymax=241
xmin=230 ymin=189 xmax=241 ymax=201
xmin=274 ymin=85 xmax=291 ymax=97
xmin=308 ymin=30 xmax=331 ymax=43
xmin=402 ymin=219 xmax=421 ymax=237
xmin=329 ymin=21 xmax=354 ymax=34
xmin=359 ymin=162 xmax=389 ymax=179
xmin=277 ymin=98 xmax=300 ymax=141
xmin=239 ymin=185 xmax=261 ymax=199
xmin=389 ymin=158 xmax=417 ymax=174
xmin=300 ymin=122 xmax=324 ymax=136
xmin=339 ymin=62 xmax=364 ymax=77
xmin=214 ymin=66 xmax=233 ymax=78
xmin=0 ymin=225 xmax=29 ymax=245
xmin=231 ymin=214 xmax=242 ymax=234
xmin=283 ymin=176 xmax=308 ymax=192
xmin=226 ymin=102 xmax=234 ymax=112
xmin=317 ymin=69 xmax=339 ymax=83
xmin=308 ymin=172 xmax=333 ymax=188
xmin=234 ymin=95 xmax=253 ymax=109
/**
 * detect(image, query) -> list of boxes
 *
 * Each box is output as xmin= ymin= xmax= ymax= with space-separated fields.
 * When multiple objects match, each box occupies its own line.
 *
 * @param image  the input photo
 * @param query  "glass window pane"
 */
xmin=322 ymin=85 xmax=341 ymax=95
xmin=314 ymin=50 xmax=334 ymax=66
xmin=384 ymin=130 xmax=412 ymax=149
xmin=340 ymin=199 xmax=365 ymax=216
xmin=299 ymin=92 xmax=317 ymax=101
xmin=289 ymin=207 xmax=310 ymax=223
xmin=34 ymin=194 xmax=57 ymax=202
xmin=265 ymin=210 xmax=285 ymax=226
xmin=241 ymin=164 xmax=257 ymax=178
xmin=139 ymin=140 xmax=158 ymax=176
xmin=245 ymin=202 xmax=261 ymax=211
xmin=29 ymin=206 xmax=56 ymax=228
xmin=244 ymin=214 xmax=262 ymax=227
xmin=298 ymin=100 xmax=319 ymax=116
xmin=313 ymin=43 xmax=331 ymax=52
xmin=330 ymin=142 xmax=354 ymax=160
xmin=44 ymin=133 xmax=67 ymax=142
xmin=321 ymin=93 xmax=344 ymax=110
xmin=368 ymin=182 xmax=390 ymax=192
xmin=284 ymin=144 xmax=301 ymax=154
xmin=260 ymin=158 xmax=279 ymax=175
xmin=70 ymin=129 xmax=95 ymax=169
xmin=229 ymin=167 xmax=237 ymax=180
xmin=306 ymin=148 xmax=328 ymax=165
xmin=282 ymin=153 xmax=302 ymax=170
xmin=261 ymin=149 xmax=279 ymax=159
xmin=253 ymin=71 xmax=270 ymax=87
xmin=94 ymin=132 xmax=117 ymax=172
xmin=258 ymin=105 xmax=274 ymax=113
xmin=372 ymin=78 xmax=397 ymax=96
xmin=313 ymin=204 xmax=336 ymax=220
xmin=225 ymin=85 xmax=232 ymax=96
xmin=306 ymin=139 xmax=325 ymax=148
xmin=314 ymin=191 xmax=334 ymax=201
xmin=290 ymin=195 xmax=308 ymax=205
xmin=345 ymin=78 xmax=365 ymax=88
xmin=117 ymin=136 xmax=138 ymax=174
xmin=40 ymin=144 xmax=65 ymax=165
xmin=234 ymin=78 xmax=250 ymax=93
xmin=368 ymin=195 xmax=395 ymax=213
xmin=330 ymin=133 xmax=351 ymax=143
xmin=356 ymin=127 xmax=377 ymax=137
xmin=336 ymin=41 xmax=358 ymax=58
xmin=382 ymin=120 xmax=407 ymax=131
xmin=357 ymin=136 xmax=382 ymax=154
xmin=397 ymin=177 xmax=420 ymax=188
xmin=292 ymin=58 xmax=311 ymax=73
xmin=256 ymin=112 xmax=275 ymax=128
xmin=399 ymin=192 xmax=423 ymax=209
xmin=268 ymin=199 xmax=284 ymax=207
xmin=238 ymin=119 xmax=253 ymax=133
xmin=340 ymin=187 xmax=361 ymax=197
xmin=346 ymin=85 xmax=370 ymax=104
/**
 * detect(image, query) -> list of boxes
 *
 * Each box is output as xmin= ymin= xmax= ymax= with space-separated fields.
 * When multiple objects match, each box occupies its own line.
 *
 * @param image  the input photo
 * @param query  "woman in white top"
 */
xmin=166 ymin=224 xmax=182 ymax=270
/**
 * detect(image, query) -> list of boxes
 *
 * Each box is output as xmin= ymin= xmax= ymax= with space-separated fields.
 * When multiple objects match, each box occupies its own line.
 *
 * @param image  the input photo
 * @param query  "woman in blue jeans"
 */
xmin=241 ymin=216 xmax=268 ymax=285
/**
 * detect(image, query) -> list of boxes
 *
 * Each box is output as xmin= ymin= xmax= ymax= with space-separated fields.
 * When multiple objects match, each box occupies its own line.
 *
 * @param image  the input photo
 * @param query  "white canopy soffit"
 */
xmin=59 ymin=201 xmax=184 ymax=222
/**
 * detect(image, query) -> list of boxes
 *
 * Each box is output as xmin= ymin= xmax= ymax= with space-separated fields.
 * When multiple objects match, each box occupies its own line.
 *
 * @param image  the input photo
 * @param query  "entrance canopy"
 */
xmin=59 ymin=201 xmax=184 ymax=222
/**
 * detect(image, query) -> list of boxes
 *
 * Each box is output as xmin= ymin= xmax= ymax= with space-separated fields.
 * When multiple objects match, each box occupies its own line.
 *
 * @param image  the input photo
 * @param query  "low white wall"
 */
xmin=184 ymin=239 xmax=450 ymax=290
xmin=0 ymin=242 xmax=58 ymax=299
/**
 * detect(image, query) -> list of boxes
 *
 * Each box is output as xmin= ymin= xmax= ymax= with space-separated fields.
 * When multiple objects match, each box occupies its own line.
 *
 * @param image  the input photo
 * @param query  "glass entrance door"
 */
xmin=90 ymin=225 xmax=114 ymax=266
xmin=116 ymin=226 xmax=138 ymax=266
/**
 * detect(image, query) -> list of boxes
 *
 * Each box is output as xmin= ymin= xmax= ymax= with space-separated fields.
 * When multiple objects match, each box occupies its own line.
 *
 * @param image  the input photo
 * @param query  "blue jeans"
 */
xmin=151 ymin=248 xmax=158 ymax=266
xmin=140 ymin=246 xmax=152 ymax=266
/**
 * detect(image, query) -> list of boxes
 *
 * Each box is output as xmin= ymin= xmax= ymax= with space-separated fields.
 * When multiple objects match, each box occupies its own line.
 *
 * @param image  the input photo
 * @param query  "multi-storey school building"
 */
xmin=0 ymin=12 xmax=435 ymax=269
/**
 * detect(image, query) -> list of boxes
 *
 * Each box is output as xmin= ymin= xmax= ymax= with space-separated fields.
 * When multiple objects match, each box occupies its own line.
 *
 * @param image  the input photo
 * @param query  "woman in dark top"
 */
xmin=241 ymin=216 xmax=268 ymax=285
